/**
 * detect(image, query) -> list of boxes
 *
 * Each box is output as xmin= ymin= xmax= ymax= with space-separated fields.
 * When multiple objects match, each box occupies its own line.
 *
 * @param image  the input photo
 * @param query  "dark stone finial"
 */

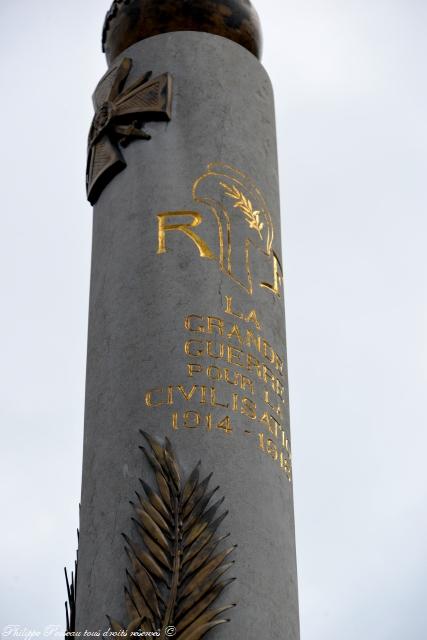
xmin=102 ymin=0 xmax=263 ymax=65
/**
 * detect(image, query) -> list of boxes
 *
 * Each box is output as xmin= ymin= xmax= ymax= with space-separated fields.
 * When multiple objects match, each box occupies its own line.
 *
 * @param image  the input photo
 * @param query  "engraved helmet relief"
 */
xmin=193 ymin=163 xmax=275 ymax=295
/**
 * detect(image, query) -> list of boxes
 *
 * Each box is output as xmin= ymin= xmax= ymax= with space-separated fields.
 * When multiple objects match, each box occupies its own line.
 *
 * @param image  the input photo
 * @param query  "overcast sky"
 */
xmin=1 ymin=1 xmax=426 ymax=638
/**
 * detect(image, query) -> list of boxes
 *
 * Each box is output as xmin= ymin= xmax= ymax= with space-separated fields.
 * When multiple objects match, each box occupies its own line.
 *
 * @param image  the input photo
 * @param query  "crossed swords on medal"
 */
xmin=86 ymin=57 xmax=173 ymax=205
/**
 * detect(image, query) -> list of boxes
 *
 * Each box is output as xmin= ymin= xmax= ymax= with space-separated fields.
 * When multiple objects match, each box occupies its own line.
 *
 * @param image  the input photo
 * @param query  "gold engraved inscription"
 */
xmin=144 ymin=294 xmax=292 ymax=481
xmin=149 ymin=163 xmax=292 ymax=479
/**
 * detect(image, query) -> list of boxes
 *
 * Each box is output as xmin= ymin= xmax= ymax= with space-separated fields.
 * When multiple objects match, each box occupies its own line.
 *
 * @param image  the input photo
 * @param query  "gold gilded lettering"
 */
xmin=276 ymin=380 xmax=285 ymax=399
xmin=245 ymin=330 xmax=261 ymax=353
xmin=210 ymin=387 xmax=229 ymax=408
xmin=232 ymin=393 xmax=239 ymax=412
xmin=263 ymin=340 xmax=275 ymax=364
xmin=227 ymin=324 xmax=243 ymax=345
xmin=241 ymin=375 xmax=254 ymax=395
xmin=225 ymin=296 xmax=262 ymax=329
xmin=157 ymin=211 xmax=215 ymax=259
xmin=217 ymin=416 xmax=232 ymax=434
xmin=145 ymin=388 xmax=164 ymax=407
xmin=274 ymin=403 xmax=284 ymax=419
xmin=266 ymin=438 xmax=279 ymax=461
xmin=259 ymin=431 xmax=292 ymax=480
xmin=246 ymin=309 xmax=261 ymax=330
xmin=275 ymin=354 xmax=284 ymax=376
xmin=167 ymin=386 xmax=174 ymax=405
xmin=224 ymin=368 xmax=240 ymax=387
xmin=280 ymin=452 xmax=292 ymax=482
xmin=207 ymin=341 xmax=224 ymax=359
xmin=187 ymin=363 xmax=202 ymax=377
xmin=206 ymin=413 xmax=213 ymax=431
xmin=177 ymin=385 xmax=198 ymax=401
xmin=225 ymin=296 xmax=244 ymax=319
xmin=227 ymin=346 xmax=244 ymax=367
xmin=264 ymin=390 xmax=282 ymax=417
xmin=259 ymin=412 xmax=270 ymax=429
xmin=264 ymin=389 xmax=275 ymax=410
xmin=241 ymin=397 xmax=257 ymax=420
xmin=172 ymin=411 xmax=203 ymax=429
xmin=268 ymin=415 xmax=281 ymax=438
xmin=172 ymin=412 xmax=178 ymax=430
xmin=185 ymin=339 xmax=204 ymax=357
xmin=183 ymin=411 xmax=202 ymax=428
xmin=207 ymin=316 xmax=224 ymax=336
xmin=207 ymin=365 xmax=222 ymax=381
xmin=263 ymin=365 xmax=276 ymax=390
xmin=247 ymin=354 xmax=262 ymax=377
xmin=279 ymin=428 xmax=292 ymax=457
xmin=185 ymin=315 xmax=205 ymax=333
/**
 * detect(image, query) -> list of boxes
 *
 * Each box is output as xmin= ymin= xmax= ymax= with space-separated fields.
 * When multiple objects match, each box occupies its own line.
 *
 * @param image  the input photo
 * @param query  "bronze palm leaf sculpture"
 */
xmin=107 ymin=431 xmax=237 ymax=639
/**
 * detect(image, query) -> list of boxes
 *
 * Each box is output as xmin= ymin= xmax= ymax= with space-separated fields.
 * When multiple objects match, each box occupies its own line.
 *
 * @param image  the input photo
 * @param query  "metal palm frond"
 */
xmin=108 ymin=432 xmax=236 ymax=640
xmin=65 ymin=530 xmax=79 ymax=635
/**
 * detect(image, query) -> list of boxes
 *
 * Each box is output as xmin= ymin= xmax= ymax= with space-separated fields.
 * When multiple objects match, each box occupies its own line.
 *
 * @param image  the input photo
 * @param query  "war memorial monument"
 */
xmin=65 ymin=1 xmax=300 ymax=638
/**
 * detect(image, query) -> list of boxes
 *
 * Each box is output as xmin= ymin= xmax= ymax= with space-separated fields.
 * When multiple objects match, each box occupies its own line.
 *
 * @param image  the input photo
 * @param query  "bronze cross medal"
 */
xmin=86 ymin=57 xmax=173 ymax=205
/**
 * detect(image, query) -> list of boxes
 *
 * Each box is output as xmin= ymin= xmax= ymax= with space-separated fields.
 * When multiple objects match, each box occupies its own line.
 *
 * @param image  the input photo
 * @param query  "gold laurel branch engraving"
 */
xmin=107 ymin=432 xmax=237 ymax=639
xmin=220 ymin=182 xmax=264 ymax=239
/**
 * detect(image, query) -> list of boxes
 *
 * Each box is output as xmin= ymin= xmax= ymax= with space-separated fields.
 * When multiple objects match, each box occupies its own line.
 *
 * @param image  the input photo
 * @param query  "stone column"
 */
xmin=75 ymin=3 xmax=299 ymax=639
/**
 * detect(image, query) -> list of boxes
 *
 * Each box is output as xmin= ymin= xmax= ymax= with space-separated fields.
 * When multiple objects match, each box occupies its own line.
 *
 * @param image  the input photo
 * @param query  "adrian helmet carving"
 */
xmin=193 ymin=163 xmax=275 ymax=295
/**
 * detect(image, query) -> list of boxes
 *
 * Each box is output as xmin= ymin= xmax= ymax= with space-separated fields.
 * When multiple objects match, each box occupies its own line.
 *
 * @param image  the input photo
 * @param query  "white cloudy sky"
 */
xmin=1 ymin=1 xmax=426 ymax=638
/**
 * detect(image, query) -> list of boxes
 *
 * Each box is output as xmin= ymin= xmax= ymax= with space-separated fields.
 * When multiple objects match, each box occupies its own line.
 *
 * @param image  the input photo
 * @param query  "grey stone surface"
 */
xmin=77 ymin=31 xmax=300 ymax=639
